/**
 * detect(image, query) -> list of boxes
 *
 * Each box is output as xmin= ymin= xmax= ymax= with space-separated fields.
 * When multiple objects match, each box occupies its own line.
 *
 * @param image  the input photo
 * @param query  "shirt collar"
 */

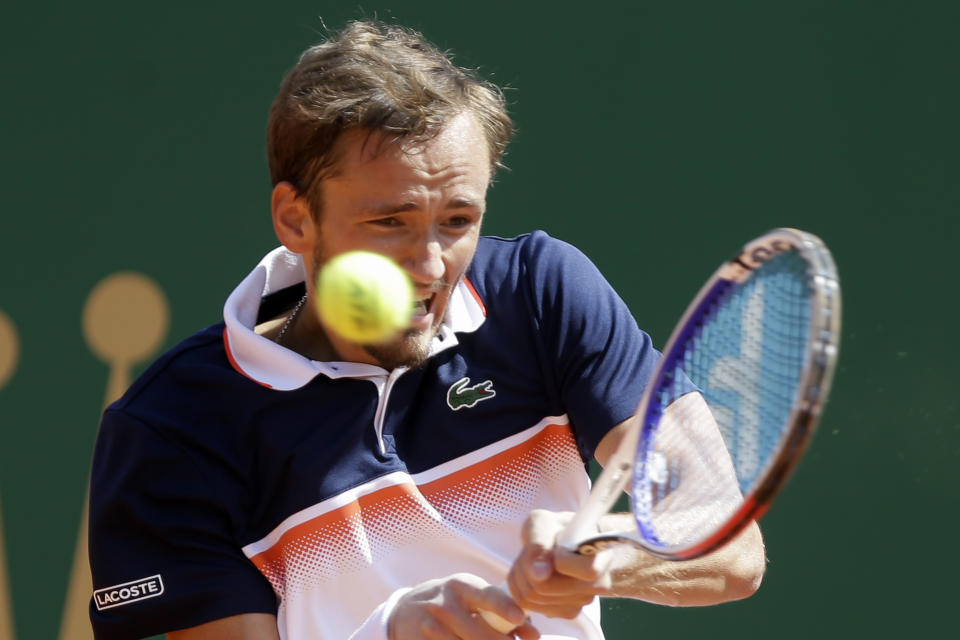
xmin=222 ymin=246 xmax=487 ymax=390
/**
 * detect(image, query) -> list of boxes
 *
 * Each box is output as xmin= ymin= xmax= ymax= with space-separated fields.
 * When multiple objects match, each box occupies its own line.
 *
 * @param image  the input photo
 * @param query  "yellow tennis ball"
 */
xmin=316 ymin=251 xmax=414 ymax=344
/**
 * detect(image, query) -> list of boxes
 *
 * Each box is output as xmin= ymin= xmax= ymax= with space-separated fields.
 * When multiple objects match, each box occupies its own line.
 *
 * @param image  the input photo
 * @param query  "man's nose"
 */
xmin=401 ymin=234 xmax=445 ymax=286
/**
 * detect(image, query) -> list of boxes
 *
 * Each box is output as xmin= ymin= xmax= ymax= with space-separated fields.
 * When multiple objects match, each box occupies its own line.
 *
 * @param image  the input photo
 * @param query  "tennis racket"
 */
xmin=483 ymin=227 xmax=840 ymax=631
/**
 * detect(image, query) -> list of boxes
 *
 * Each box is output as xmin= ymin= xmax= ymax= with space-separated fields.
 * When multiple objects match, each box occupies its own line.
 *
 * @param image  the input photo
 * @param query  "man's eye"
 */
xmin=371 ymin=217 xmax=401 ymax=227
xmin=446 ymin=215 xmax=474 ymax=227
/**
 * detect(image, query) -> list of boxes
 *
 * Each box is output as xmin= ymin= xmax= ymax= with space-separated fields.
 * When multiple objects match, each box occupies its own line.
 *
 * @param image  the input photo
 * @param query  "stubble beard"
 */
xmin=363 ymin=330 xmax=434 ymax=371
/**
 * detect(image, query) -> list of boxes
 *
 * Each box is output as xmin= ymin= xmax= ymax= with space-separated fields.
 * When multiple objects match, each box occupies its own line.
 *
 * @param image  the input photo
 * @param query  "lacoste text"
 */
xmin=94 ymin=575 xmax=164 ymax=610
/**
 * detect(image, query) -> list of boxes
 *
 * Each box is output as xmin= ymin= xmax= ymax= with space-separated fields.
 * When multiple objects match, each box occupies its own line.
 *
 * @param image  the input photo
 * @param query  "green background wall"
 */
xmin=1 ymin=1 xmax=957 ymax=638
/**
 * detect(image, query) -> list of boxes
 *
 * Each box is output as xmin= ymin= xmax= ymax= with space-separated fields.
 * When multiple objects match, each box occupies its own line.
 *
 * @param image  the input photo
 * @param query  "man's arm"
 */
xmin=599 ymin=513 xmax=764 ymax=606
xmin=595 ymin=403 xmax=766 ymax=606
xmin=507 ymin=401 xmax=767 ymax=616
xmin=167 ymin=613 xmax=280 ymax=640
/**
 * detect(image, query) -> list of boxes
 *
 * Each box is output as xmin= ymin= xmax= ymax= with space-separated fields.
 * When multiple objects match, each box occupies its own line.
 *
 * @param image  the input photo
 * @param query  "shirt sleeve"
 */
xmin=523 ymin=232 xmax=660 ymax=461
xmin=88 ymin=408 xmax=277 ymax=640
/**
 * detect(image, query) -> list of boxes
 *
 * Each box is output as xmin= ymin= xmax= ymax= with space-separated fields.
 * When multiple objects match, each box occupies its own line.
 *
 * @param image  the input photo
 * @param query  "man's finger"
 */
xmin=452 ymin=579 xmax=527 ymax=629
xmin=513 ymin=622 xmax=541 ymax=640
xmin=521 ymin=510 xmax=569 ymax=547
xmin=553 ymin=546 xmax=616 ymax=583
xmin=419 ymin=616 xmax=461 ymax=640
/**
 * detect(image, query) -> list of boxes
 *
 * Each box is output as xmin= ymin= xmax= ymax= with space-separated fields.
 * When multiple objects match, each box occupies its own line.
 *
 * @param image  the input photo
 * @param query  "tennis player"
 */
xmin=88 ymin=20 xmax=765 ymax=640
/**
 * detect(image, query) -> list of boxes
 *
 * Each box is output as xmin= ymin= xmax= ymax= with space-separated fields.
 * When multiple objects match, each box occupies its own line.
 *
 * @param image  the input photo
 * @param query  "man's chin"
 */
xmin=362 ymin=330 xmax=433 ymax=371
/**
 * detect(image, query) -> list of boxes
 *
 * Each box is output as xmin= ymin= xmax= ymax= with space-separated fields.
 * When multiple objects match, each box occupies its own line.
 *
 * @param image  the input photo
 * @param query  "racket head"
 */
xmin=626 ymin=228 xmax=840 ymax=560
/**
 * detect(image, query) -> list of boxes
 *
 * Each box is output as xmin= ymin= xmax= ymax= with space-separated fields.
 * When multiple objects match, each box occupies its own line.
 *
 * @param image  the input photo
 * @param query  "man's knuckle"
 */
xmin=449 ymin=572 xmax=470 ymax=584
xmin=419 ymin=615 xmax=444 ymax=634
xmin=511 ymin=583 xmax=530 ymax=602
xmin=560 ymin=606 xmax=582 ymax=619
xmin=445 ymin=574 xmax=471 ymax=594
xmin=533 ymin=581 xmax=559 ymax=596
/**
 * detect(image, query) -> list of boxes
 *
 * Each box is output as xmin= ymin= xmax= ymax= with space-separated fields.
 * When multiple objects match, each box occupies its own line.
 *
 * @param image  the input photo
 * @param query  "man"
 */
xmin=88 ymin=21 xmax=765 ymax=640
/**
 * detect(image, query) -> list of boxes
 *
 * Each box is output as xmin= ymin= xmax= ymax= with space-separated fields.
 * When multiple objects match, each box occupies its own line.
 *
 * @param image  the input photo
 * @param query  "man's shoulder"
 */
xmin=106 ymin=322 xmax=243 ymax=423
xmin=471 ymin=231 xmax=598 ymax=295
xmin=475 ymin=229 xmax=567 ymax=255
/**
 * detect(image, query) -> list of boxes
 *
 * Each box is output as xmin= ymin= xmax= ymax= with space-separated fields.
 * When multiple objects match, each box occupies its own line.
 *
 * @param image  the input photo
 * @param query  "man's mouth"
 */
xmin=410 ymin=293 xmax=436 ymax=329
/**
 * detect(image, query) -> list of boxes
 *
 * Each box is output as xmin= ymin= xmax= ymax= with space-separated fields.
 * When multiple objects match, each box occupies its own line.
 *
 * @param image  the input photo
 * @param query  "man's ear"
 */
xmin=271 ymin=182 xmax=316 ymax=253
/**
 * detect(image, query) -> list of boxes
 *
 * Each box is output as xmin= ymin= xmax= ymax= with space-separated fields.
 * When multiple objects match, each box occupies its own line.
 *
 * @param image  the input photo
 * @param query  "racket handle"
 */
xmin=479 ymin=606 xmax=522 ymax=634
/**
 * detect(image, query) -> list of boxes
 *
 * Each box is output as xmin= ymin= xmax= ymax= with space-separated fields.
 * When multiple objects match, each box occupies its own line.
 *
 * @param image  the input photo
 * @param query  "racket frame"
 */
xmin=562 ymin=228 xmax=841 ymax=560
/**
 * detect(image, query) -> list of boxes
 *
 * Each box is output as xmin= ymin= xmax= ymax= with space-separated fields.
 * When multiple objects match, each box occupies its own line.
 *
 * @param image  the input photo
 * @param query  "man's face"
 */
xmin=310 ymin=112 xmax=491 ymax=369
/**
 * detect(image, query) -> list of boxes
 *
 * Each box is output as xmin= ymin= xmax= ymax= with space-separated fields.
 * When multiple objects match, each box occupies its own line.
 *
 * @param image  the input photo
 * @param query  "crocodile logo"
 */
xmin=446 ymin=376 xmax=496 ymax=410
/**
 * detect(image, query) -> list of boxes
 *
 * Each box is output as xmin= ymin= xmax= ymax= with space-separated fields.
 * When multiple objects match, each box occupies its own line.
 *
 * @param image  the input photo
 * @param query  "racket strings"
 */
xmin=635 ymin=250 xmax=813 ymax=550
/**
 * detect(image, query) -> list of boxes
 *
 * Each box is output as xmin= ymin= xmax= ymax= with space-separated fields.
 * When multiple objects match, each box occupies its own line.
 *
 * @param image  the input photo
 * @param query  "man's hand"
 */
xmin=505 ymin=510 xmax=614 ymax=619
xmin=389 ymin=573 xmax=539 ymax=640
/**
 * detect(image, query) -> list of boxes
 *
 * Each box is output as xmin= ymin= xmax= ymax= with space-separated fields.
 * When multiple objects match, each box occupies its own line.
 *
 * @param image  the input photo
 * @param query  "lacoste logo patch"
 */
xmin=93 ymin=574 xmax=164 ymax=610
xmin=447 ymin=376 xmax=496 ymax=410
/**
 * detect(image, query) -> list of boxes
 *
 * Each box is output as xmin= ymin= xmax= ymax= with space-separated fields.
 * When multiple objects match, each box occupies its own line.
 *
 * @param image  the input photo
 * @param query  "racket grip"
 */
xmin=479 ymin=607 xmax=522 ymax=634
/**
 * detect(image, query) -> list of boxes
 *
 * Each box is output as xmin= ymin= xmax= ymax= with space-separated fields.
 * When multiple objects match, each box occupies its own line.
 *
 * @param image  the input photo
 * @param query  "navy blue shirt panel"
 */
xmin=91 ymin=405 xmax=278 ymax=639
xmin=467 ymin=232 xmax=659 ymax=461
xmin=99 ymin=325 xmax=412 ymax=539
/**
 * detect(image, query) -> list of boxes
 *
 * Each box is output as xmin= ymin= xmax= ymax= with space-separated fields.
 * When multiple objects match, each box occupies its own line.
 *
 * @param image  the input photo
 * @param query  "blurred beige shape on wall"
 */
xmin=1 ymin=310 xmax=20 ymax=640
xmin=0 ymin=310 xmax=17 ymax=389
xmin=0 ymin=494 xmax=13 ymax=640
xmin=83 ymin=272 xmax=171 ymax=405
xmin=59 ymin=273 xmax=170 ymax=640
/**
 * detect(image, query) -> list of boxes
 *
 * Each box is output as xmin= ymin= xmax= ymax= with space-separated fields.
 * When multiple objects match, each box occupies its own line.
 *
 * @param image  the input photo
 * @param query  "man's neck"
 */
xmin=257 ymin=301 xmax=344 ymax=363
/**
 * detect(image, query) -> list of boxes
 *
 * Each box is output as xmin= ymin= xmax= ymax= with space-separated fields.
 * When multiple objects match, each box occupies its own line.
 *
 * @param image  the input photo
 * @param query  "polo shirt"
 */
xmin=89 ymin=231 xmax=660 ymax=639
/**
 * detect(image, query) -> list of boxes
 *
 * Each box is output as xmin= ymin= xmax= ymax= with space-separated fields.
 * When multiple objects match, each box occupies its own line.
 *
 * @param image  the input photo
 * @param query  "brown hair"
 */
xmin=267 ymin=21 xmax=513 ymax=214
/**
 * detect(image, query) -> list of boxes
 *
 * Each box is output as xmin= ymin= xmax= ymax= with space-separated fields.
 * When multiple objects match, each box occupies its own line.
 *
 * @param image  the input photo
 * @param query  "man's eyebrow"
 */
xmin=364 ymin=202 xmax=419 ymax=215
xmin=362 ymin=198 xmax=484 ymax=215
xmin=446 ymin=197 xmax=484 ymax=210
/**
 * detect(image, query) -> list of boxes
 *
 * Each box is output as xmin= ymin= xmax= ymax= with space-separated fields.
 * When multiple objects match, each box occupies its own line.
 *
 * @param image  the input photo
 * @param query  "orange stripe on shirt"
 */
xmin=462 ymin=276 xmax=487 ymax=316
xmin=247 ymin=422 xmax=577 ymax=579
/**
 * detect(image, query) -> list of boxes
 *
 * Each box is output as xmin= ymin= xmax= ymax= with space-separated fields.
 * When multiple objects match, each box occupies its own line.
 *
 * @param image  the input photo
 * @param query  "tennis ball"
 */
xmin=316 ymin=251 xmax=414 ymax=344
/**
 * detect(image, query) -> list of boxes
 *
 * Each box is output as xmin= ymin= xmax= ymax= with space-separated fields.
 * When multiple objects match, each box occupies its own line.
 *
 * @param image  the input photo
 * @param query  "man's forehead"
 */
xmin=335 ymin=112 xmax=490 ymax=167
